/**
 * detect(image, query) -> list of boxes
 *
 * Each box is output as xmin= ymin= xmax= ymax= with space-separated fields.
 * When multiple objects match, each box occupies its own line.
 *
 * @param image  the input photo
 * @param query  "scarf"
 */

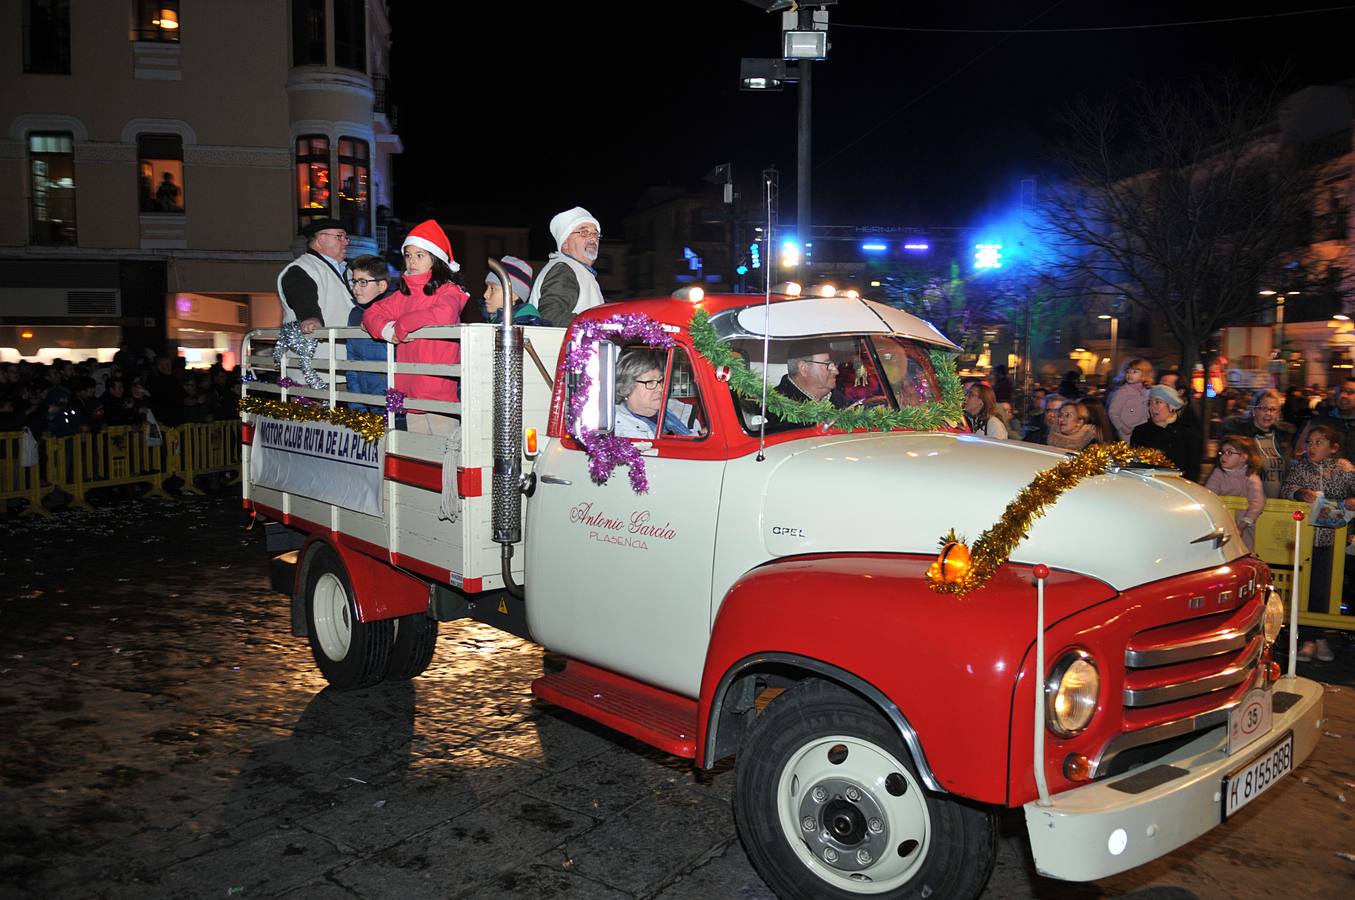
xmin=1047 ymin=424 xmax=1096 ymax=452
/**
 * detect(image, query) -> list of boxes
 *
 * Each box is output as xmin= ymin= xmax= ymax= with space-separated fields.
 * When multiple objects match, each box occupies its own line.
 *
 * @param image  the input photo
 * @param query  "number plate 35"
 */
xmin=1227 ymin=688 xmax=1272 ymax=756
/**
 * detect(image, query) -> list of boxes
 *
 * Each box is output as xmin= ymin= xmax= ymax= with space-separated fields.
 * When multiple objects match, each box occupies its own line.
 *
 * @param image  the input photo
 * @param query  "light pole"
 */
xmin=1098 ymin=314 xmax=1119 ymax=380
xmin=740 ymin=2 xmax=831 ymax=256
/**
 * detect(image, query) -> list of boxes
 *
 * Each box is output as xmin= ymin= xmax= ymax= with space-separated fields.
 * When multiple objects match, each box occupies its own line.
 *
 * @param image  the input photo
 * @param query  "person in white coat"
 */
xmin=277 ymin=217 xmax=354 ymax=333
xmin=530 ymin=206 xmax=605 ymax=327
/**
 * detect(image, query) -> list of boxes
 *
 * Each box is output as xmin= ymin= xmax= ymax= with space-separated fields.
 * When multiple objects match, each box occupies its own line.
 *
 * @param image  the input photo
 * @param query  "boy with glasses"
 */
xmin=344 ymin=255 xmax=394 ymax=412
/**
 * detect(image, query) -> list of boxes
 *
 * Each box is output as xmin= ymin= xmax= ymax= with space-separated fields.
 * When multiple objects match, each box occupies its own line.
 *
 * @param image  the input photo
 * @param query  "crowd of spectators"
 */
xmin=0 ymin=346 xmax=239 ymax=439
xmin=968 ymin=364 xmax=1355 ymax=664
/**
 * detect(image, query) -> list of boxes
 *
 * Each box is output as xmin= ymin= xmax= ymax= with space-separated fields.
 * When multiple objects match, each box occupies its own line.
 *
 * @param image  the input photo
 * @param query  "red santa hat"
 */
xmin=401 ymin=219 xmax=459 ymax=272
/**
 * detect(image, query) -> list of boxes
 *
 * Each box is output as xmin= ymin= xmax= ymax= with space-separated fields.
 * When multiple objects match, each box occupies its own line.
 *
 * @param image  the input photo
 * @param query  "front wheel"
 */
xmin=733 ymin=680 xmax=996 ymax=900
xmin=303 ymin=545 xmax=393 ymax=690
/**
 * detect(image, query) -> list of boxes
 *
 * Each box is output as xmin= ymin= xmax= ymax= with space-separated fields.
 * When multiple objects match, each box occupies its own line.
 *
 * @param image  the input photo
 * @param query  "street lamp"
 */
xmin=740 ymin=2 xmax=833 ymax=256
xmin=1098 ymin=314 xmax=1119 ymax=379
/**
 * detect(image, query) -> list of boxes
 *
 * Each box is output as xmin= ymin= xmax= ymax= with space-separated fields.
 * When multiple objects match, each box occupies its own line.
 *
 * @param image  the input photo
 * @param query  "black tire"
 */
xmin=384 ymin=613 xmax=438 ymax=681
xmin=302 ymin=546 xmax=393 ymax=690
xmin=733 ymin=680 xmax=996 ymax=900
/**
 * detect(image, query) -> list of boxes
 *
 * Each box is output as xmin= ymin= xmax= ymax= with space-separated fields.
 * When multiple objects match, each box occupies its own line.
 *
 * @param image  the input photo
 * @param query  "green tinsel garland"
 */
xmin=688 ymin=309 xmax=963 ymax=432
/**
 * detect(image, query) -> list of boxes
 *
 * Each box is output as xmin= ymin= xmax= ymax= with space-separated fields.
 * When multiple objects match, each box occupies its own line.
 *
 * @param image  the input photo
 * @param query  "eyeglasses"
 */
xmin=805 ymin=359 xmax=839 ymax=370
xmin=1221 ymin=447 xmax=1245 ymax=456
xmin=1255 ymin=405 xmax=1282 ymax=413
xmin=349 ymin=277 xmax=385 ymax=288
xmin=634 ymin=378 xmax=663 ymax=390
xmin=317 ymin=231 xmax=349 ymax=241
xmin=572 ymin=228 xmax=601 ymax=240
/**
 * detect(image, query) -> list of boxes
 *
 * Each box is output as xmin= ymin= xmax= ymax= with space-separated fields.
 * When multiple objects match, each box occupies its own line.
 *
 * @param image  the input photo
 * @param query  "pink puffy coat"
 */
xmin=362 ymin=271 xmax=468 ymax=407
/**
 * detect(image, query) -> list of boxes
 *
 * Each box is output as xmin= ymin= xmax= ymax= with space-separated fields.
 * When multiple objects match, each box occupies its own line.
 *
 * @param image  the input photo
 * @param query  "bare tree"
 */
xmin=1038 ymin=79 xmax=1325 ymax=374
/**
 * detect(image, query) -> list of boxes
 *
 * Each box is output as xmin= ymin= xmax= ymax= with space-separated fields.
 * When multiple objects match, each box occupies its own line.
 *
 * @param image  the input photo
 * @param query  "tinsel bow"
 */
xmin=927 ymin=442 xmax=1174 ymax=595
xmin=272 ymin=321 xmax=328 ymax=390
xmin=564 ymin=313 xmax=676 ymax=492
xmin=386 ymin=389 xmax=406 ymax=416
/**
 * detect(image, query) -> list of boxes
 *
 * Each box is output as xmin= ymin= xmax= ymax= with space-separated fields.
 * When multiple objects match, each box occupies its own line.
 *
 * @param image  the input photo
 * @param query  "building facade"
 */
xmin=0 ymin=0 xmax=400 ymax=367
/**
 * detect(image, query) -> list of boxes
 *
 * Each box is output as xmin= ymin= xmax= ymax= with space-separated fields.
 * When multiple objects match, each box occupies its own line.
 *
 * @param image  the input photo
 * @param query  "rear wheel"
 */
xmin=303 ymin=546 xmax=392 ymax=690
xmin=733 ymin=680 xmax=996 ymax=900
xmin=384 ymin=613 xmax=438 ymax=681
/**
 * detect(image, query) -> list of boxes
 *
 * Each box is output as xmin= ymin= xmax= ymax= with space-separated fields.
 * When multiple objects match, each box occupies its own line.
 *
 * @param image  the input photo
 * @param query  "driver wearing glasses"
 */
xmin=775 ymin=339 xmax=848 ymax=409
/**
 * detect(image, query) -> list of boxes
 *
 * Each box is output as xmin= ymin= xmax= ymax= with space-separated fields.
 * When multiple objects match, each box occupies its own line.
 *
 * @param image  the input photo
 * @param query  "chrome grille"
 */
xmin=1096 ymin=583 xmax=1269 ymax=777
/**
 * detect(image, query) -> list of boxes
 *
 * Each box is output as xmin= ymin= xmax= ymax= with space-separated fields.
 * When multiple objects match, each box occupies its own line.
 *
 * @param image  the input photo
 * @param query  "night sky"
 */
xmin=388 ymin=1 xmax=1355 ymax=253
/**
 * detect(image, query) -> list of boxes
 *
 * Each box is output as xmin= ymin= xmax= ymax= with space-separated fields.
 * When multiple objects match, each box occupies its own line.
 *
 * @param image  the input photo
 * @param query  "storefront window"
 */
xmin=135 ymin=0 xmax=180 ymax=42
xmin=138 ymin=133 xmax=185 ymax=213
xmin=337 ymin=137 xmax=370 ymax=237
xmin=295 ymin=135 xmax=330 ymax=233
xmin=29 ymin=132 xmax=76 ymax=246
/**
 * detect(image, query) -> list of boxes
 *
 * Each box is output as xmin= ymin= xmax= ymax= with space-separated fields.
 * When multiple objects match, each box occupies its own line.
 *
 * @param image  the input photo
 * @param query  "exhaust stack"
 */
xmin=487 ymin=258 xmax=526 ymax=599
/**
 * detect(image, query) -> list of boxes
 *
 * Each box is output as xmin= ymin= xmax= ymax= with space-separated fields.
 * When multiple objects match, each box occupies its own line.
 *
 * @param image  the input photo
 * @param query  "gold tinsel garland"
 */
xmin=238 ymin=395 xmax=386 ymax=444
xmin=927 ymin=442 xmax=1173 ymax=595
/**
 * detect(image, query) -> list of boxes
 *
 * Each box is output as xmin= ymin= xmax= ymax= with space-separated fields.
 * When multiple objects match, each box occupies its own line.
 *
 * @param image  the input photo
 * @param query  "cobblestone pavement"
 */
xmin=2 ymin=495 xmax=1354 ymax=899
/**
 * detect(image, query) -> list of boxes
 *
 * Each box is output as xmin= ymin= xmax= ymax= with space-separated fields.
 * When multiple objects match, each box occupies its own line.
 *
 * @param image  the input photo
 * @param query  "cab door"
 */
xmin=525 ymin=345 xmax=724 ymax=698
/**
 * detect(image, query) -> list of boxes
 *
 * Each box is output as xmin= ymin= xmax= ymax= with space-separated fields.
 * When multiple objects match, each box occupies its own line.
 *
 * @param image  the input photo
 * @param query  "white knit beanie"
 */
xmin=549 ymin=206 xmax=600 ymax=249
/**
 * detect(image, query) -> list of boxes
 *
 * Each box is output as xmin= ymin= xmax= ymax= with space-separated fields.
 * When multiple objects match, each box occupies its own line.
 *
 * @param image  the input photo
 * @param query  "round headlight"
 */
xmin=1263 ymin=588 xmax=1285 ymax=644
xmin=1046 ymin=650 xmax=1100 ymax=737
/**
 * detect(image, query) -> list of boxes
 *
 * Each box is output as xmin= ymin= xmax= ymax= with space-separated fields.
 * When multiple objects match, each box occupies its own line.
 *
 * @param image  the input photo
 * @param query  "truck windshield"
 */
xmin=726 ymin=334 xmax=942 ymax=434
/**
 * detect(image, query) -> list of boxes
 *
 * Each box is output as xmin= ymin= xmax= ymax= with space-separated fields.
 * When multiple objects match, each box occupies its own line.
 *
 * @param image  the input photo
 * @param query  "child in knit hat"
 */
xmin=480 ymin=255 xmax=544 ymax=326
xmin=362 ymin=220 xmax=469 ymax=434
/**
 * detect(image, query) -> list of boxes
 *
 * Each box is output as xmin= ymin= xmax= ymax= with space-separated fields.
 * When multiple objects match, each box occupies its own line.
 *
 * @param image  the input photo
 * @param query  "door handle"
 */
xmin=540 ymin=474 xmax=571 ymax=486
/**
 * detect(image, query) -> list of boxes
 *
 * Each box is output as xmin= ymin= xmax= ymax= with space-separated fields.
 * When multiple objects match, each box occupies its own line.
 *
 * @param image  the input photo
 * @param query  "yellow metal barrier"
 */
xmin=172 ymin=420 xmax=243 ymax=491
xmin=44 ymin=425 xmax=172 ymax=507
xmin=2 ymin=422 xmax=238 ymax=513
xmin=0 ymin=430 xmax=47 ymax=516
xmin=1220 ymin=496 xmax=1352 ymax=631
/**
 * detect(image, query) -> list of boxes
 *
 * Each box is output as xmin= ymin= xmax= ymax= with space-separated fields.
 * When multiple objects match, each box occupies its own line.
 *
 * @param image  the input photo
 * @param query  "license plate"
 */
xmin=1227 ymin=688 xmax=1273 ymax=755
xmin=1221 ymin=732 xmax=1293 ymax=820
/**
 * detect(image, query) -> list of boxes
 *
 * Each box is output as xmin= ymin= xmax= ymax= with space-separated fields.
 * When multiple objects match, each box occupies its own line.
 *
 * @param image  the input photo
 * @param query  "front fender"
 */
xmin=698 ymin=553 xmax=1117 ymax=805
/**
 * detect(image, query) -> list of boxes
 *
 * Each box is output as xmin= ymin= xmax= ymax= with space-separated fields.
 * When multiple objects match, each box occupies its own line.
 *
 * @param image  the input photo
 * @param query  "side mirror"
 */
xmin=570 ymin=338 xmax=618 ymax=434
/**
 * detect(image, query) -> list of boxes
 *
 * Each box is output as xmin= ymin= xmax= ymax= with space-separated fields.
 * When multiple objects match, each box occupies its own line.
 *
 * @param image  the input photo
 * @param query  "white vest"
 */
xmin=277 ymin=252 xmax=354 ymax=328
xmin=530 ymin=252 xmax=604 ymax=313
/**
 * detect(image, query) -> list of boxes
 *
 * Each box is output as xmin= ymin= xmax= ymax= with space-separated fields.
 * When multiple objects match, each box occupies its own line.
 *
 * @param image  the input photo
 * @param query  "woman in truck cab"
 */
xmin=614 ymin=349 xmax=703 ymax=439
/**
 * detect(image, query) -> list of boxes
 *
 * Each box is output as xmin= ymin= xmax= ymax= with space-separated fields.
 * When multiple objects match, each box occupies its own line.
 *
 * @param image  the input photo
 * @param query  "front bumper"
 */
xmin=1024 ymin=675 xmax=1324 ymax=882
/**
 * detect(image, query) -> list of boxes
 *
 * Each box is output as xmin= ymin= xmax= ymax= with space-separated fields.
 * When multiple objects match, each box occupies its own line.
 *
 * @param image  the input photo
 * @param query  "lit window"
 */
xmin=295 ymin=135 xmax=331 ymax=234
xmin=137 ymin=134 xmax=185 ymax=213
xmin=337 ymin=138 xmax=370 ymax=237
xmin=29 ymin=132 xmax=76 ymax=246
xmin=136 ymin=0 xmax=180 ymax=43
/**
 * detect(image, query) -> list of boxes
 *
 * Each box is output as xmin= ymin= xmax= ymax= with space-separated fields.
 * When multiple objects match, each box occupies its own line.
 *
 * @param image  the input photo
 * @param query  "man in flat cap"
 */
xmin=529 ymin=206 xmax=605 ymax=327
xmin=278 ymin=217 xmax=355 ymax=333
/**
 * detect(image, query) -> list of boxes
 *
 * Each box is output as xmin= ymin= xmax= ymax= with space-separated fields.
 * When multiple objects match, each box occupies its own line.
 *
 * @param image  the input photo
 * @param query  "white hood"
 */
xmin=755 ymin=432 xmax=1245 ymax=591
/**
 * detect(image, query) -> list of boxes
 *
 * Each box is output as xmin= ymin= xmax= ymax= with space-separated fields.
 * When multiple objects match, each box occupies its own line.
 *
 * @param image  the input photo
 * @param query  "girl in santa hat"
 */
xmin=362 ymin=219 xmax=470 ymax=434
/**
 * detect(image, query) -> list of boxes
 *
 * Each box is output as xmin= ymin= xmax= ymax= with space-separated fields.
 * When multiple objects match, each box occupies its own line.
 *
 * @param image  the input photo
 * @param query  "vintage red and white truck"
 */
xmin=240 ymin=281 xmax=1325 ymax=900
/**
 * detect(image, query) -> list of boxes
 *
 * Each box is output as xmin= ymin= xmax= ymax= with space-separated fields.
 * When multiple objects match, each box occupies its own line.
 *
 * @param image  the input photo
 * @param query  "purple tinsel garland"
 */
xmin=563 ymin=314 xmax=676 ymax=492
xmin=386 ymin=388 xmax=406 ymax=416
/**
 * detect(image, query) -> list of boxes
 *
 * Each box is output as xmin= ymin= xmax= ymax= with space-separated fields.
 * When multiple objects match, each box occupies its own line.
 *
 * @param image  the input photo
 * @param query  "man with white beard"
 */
xmin=529 ymin=206 xmax=605 ymax=327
